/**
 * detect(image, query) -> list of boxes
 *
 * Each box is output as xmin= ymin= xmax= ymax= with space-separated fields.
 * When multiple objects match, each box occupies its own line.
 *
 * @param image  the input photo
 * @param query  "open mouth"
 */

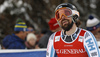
xmin=62 ymin=20 xmax=68 ymax=26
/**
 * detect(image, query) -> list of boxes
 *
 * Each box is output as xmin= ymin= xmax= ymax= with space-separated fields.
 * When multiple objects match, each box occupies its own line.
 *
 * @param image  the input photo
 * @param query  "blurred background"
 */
xmin=0 ymin=0 xmax=100 ymax=42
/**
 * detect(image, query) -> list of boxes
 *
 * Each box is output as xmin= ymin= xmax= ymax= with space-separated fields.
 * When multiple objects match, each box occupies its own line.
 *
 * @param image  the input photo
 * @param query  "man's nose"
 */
xmin=61 ymin=15 xmax=66 ymax=20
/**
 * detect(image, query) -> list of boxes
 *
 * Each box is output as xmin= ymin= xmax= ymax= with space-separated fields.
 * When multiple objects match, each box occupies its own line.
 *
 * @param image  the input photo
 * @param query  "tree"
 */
xmin=0 ymin=0 xmax=100 ymax=40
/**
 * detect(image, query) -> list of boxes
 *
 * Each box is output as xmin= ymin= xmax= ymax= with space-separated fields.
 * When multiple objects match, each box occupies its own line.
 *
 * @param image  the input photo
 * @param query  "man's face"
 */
xmin=91 ymin=27 xmax=100 ymax=41
xmin=55 ymin=8 xmax=73 ymax=31
xmin=27 ymin=27 xmax=35 ymax=34
xmin=58 ymin=15 xmax=73 ymax=31
xmin=20 ymin=31 xmax=28 ymax=40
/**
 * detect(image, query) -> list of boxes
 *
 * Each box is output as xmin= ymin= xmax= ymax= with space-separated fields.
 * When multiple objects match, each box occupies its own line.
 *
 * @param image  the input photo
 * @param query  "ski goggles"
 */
xmin=55 ymin=7 xmax=73 ymax=21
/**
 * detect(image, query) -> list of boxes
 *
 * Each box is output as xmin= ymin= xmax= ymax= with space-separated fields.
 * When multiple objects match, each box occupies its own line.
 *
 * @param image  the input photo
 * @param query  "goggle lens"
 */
xmin=55 ymin=8 xmax=72 ymax=21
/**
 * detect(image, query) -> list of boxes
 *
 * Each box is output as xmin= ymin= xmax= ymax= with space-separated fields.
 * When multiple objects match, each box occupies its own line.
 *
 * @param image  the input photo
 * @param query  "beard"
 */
xmin=61 ymin=19 xmax=73 ymax=31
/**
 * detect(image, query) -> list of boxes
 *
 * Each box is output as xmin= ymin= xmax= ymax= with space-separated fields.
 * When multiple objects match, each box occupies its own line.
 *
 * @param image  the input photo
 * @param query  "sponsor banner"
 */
xmin=0 ymin=49 xmax=46 ymax=57
xmin=0 ymin=49 xmax=100 ymax=57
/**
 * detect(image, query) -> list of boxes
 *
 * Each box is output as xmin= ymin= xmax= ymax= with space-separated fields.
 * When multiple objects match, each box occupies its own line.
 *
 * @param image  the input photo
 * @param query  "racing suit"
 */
xmin=46 ymin=28 xmax=100 ymax=57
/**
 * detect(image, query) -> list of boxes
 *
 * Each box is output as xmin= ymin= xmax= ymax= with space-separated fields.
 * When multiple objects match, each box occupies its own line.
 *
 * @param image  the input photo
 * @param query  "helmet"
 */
xmin=55 ymin=3 xmax=79 ymax=21
xmin=55 ymin=3 xmax=77 ymax=11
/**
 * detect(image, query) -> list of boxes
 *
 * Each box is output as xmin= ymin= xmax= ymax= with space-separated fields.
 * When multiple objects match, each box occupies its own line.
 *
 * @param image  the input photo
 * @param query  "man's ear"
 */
xmin=73 ymin=14 xmax=79 ymax=20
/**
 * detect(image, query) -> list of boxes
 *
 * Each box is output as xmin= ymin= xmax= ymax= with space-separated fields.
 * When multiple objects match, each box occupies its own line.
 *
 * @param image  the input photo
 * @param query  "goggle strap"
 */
xmin=72 ymin=16 xmax=75 ymax=23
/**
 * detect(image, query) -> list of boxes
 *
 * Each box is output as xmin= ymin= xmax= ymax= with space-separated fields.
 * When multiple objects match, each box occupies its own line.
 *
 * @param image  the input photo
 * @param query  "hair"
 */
xmin=75 ymin=20 xmax=81 ymax=27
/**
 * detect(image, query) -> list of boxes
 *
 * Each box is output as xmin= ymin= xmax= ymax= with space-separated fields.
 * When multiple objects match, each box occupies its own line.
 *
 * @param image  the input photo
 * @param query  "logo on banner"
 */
xmin=78 ymin=36 xmax=84 ymax=42
xmin=55 ymin=36 xmax=60 ymax=42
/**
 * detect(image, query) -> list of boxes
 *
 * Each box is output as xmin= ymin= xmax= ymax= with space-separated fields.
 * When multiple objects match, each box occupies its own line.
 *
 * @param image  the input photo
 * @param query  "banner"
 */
xmin=0 ymin=49 xmax=100 ymax=57
xmin=0 ymin=49 xmax=46 ymax=57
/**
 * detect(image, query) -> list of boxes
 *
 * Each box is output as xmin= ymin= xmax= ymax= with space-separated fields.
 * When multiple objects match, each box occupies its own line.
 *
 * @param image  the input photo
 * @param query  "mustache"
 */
xmin=61 ymin=19 xmax=69 ymax=23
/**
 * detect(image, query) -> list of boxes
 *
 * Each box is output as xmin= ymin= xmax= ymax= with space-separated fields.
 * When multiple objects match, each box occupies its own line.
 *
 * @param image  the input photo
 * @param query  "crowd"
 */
xmin=0 ymin=5 xmax=100 ymax=50
xmin=0 ymin=14 xmax=99 ymax=50
xmin=0 ymin=15 xmax=100 ymax=49
xmin=0 ymin=18 xmax=61 ymax=49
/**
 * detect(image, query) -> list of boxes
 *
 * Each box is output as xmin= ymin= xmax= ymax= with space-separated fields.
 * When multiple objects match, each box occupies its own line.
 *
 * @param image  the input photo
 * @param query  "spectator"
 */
xmin=86 ymin=15 xmax=100 ymax=41
xmin=40 ymin=28 xmax=48 ymax=37
xmin=27 ymin=26 xmax=35 ymax=34
xmin=25 ymin=33 xmax=38 ymax=49
xmin=2 ymin=19 xmax=28 ymax=49
xmin=38 ymin=18 xmax=61 ymax=48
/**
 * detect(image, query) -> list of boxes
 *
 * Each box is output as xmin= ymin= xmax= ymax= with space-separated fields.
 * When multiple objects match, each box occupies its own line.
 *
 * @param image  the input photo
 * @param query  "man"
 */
xmin=2 ymin=19 xmax=28 ymax=49
xmin=38 ymin=18 xmax=61 ymax=48
xmin=27 ymin=26 xmax=35 ymax=34
xmin=46 ymin=3 xmax=100 ymax=57
xmin=86 ymin=15 xmax=100 ymax=48
xmin=86 ymin=15 xmax=100 ymax=41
